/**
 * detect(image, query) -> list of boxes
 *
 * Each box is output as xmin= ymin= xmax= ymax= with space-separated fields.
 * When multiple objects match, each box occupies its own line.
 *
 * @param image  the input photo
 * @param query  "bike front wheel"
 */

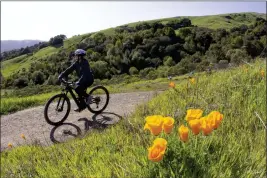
xmin=44 ymin=94 xmax=71 ymax=126
xmin=87 ymin=85 xmax=109 ymax=114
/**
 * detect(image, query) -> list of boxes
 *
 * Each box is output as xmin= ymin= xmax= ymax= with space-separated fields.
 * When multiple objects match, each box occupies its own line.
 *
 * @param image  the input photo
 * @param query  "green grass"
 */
xmin=33 ymin=46 xmax=58 ymax=58
xmin=188 ymin=12 xmax=265 ymax=30
xmin=1 ymin=59 xmax=265 ymax=177
xmin=91 ymin=28 xmax=116 ymax=37
xmin=1 ymin=92 xmax=59 ymax=115
xmin=1 ymin=55 xmax=28 ymax=77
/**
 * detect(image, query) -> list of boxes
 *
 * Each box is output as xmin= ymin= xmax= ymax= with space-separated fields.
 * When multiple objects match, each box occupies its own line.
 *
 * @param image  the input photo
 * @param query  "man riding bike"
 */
xmin=58 ymin=49 xmax=94 ymax=112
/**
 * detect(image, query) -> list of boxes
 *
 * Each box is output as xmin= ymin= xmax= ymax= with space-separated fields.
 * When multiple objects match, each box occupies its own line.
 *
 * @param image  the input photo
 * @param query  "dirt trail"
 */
xmin=1 ymin=91 xmax=162 ymax=151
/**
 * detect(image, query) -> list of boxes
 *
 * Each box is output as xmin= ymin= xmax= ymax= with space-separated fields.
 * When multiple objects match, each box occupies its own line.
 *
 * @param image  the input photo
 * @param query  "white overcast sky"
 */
xmin=1 ymin=1 xmax=266 ymax=41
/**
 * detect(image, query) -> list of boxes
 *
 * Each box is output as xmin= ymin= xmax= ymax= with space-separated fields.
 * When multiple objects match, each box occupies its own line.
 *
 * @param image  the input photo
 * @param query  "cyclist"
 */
xmin=58 ymin=49 xmax=94 ymax=112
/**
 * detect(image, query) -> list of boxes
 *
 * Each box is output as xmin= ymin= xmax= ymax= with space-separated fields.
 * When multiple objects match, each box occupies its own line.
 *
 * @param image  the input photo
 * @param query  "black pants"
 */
xmin=74 ymin=79 xmax=94 ymax=108
xmin=75 ymin=85 xmax=88 ymax=98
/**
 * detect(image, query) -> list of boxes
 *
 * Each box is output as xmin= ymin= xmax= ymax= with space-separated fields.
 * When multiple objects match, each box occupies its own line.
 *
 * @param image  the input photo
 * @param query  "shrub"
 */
xmin=129 ymin=67 xmax=139 ymax=75
xmin=13 ymin=77 xmax=29 ymax=88
xmin=32 ymin=71 xmax=45 ymax=85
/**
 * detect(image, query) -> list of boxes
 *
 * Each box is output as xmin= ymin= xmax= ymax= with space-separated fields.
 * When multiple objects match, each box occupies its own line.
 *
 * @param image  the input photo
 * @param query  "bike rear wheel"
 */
xmin=44 ymin=94 xmax=71 ymax=126
xmin=87 ymin=85 xmax=109 ymax=114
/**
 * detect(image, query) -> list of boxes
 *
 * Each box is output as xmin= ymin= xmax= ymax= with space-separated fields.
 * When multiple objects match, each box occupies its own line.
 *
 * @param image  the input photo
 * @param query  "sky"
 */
xmin=1 ymin=1 xmax=266 ymax=41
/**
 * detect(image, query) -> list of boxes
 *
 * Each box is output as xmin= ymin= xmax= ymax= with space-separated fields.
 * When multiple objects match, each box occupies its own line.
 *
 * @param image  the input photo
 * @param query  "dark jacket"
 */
xmin=60 ymin=59 xmax=94 ymax=87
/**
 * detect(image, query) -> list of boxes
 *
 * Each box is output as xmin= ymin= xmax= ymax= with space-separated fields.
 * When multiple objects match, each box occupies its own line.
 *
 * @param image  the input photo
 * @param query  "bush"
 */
xmin=13 ymin=77 xmax=29 ymax=88
xmin=163 ymin=56 xmax=175 ymax=67
xmin=32 ymin=71 xmax=45 ymax=85
xmin=226 ymin=49 xmax=250 ymax=65
xmin=168 ymin=66 xmax=187 ymax=76
xmin=129 ymin=67 xmax=139 ymax=75
xmin=147 ymin=70 xmax=157 ymax=80
xmin=139 ymin=68 xmax=154 ymax=78
xmin=156 ymin=66 xmax=169 ymax=78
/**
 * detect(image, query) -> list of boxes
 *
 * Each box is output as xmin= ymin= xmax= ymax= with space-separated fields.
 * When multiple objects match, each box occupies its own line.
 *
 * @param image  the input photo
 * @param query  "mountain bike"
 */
xmin=44 ymin=79 xmax=109 ymax=126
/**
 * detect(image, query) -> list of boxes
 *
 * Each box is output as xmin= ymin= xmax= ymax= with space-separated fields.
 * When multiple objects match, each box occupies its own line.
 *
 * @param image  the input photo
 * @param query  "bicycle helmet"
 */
xmin=74 ymin=49 xmax=86 ymax=56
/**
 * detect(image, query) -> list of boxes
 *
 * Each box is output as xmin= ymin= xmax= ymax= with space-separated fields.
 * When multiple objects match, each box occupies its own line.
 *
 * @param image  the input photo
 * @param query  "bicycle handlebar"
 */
xmin=60 ymin=78 xmax=74 ymax=85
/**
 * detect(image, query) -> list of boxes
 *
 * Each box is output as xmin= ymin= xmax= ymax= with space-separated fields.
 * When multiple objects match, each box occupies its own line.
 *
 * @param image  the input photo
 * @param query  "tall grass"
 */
xmin=1 ymin=60 xmax=265 ymax=177
xmin=1 ymin=92 xmax=59 ymax=115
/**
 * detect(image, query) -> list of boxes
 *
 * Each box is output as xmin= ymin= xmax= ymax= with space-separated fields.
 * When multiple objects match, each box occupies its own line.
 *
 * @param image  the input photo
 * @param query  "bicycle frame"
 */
xmin=57 ymin=79 xmax=102 ymax=111
xmin=61 ymin=85 xmax=81 ymax=108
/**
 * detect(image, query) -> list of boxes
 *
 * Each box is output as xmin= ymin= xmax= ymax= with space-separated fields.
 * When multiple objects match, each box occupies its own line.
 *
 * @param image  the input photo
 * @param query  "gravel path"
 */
xmin=1 ymin=91 xmax=162 ymax=151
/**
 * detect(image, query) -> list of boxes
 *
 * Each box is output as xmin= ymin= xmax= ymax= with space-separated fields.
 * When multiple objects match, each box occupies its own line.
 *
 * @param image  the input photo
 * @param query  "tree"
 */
xmin=146 ymin=57 xmax=162 ymax=68
xmin=213 ymin=28 xmax=228 ymax=42
xmin=231 ymin=36 xmax=243 ymax=48
xmin=194 ymin=27 xmax=213 ymax=52
xmin=163 ymin=56 xmax=175 ymax=67
xmin=21 ymin=47 xmax=30 ymax=55
xmin=49 ymin=34 xmax=66 ymax=46
xmin=59 ymin=34 xmax=67 ymax=40
xmin=206 ymin=44 xmax=226 ymax=63
xmin=135 ymin=22 xmax=151 ymax=31
xmin=183 ymin=36 xmax=196 ymax=54
xmin=32 ymin=71 xmax=45 ymax=85
xmin=163 ymin=27 xmax=176 ymax=37
xmin=13 ymin=77 xmax=28 ymax=88
xmin=226 ymin=49 xmax=250 ymax=65
xmin=90 ymin=61 xmax=109 ymax=79
xmin=243 ymin=40 xmax=264 ymax=58
xmin=131 ymin=49 xmax=147 ymax=70
xmin=39 ymin=42 xmax=49 ymax=49
xmin=93 ymin=32 xmax=106 ymax=45
xmin=180 ymin=18 xmax=192 ymax=27
xmin=178 ymin=27 xmax=192 ymax=39
xmin=90 ymin=52 xmax=102 ymax=61
xmin=139 ymin=67 xmax=154 ymax=78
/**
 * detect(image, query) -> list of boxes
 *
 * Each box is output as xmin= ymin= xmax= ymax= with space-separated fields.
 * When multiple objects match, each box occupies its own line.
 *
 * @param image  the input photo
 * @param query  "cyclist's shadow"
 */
xmin=50 ymin=112 xmax=123 ymax=144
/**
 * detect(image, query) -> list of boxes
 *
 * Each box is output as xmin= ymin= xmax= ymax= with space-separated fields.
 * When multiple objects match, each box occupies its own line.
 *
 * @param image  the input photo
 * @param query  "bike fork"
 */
xmin=56 ymin=93 xmax=67 ymax=112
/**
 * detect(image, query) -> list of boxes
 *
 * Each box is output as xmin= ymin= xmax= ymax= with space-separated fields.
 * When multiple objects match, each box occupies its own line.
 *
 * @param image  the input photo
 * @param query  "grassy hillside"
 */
xmin=188 ymin=12 xmax=266 ymax=29
xmin=1 ymin=59 xmax=265 ymax=177
xmin=127 ymin=12 xmax=266 ymax=29
xmin=1 ymin=46 xmax=58 ymax=77
xmin=1 ymin=12 xmax=265 ymax=79
xmin=98 ymin=12 xmax=266 ymax=35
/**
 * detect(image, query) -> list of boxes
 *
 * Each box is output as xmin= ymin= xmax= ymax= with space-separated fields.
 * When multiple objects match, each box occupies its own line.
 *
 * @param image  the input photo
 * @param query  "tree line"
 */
xmin=2 ymin=16 xmax=266 ymax=89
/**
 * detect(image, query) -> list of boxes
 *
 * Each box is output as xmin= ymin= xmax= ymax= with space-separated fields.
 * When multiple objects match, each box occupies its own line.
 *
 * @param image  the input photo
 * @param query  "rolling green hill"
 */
xmin=1 ymin=12 xmax=266 ymax=89
xmin=92 ymin=12 xmax=266 ymax=36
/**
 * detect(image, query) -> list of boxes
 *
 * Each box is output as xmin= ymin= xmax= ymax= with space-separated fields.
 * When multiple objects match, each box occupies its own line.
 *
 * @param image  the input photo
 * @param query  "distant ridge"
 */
xmin=1 ymin=40 xmax=43 ymax=52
